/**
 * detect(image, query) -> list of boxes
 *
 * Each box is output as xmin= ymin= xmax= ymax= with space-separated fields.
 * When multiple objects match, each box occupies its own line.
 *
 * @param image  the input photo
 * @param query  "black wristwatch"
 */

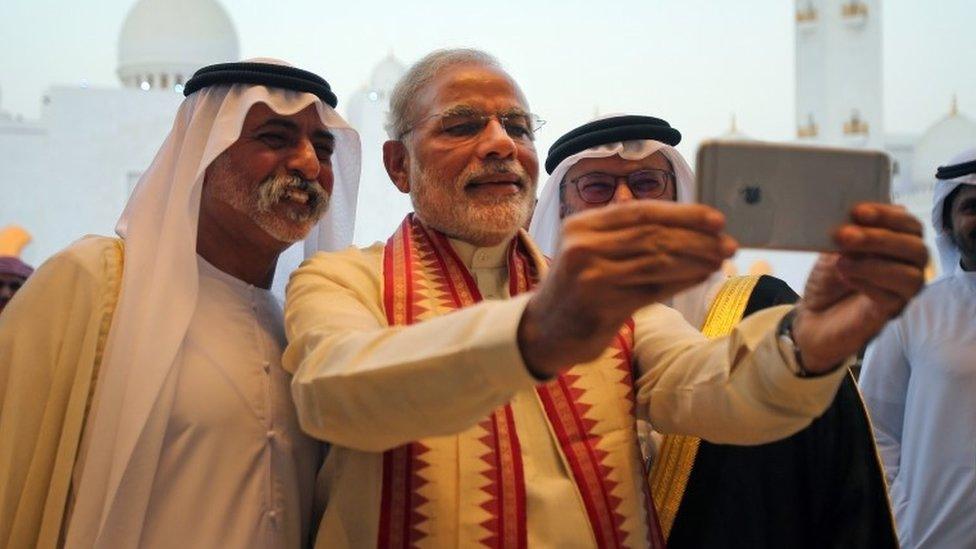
xmin=776 ymin=307 xmax=827 ymax=378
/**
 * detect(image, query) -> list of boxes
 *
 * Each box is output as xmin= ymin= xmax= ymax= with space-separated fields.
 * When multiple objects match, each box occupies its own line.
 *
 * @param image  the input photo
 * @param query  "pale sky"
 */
xmin=1 ymin=0 xmax=973 ymax=289
xmin=1 ymin=0 xmax=974 ymax=160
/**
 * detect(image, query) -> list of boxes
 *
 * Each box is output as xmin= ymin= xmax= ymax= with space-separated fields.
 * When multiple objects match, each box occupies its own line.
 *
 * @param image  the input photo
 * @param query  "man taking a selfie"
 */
xmin=285 ymin=48 xmax=926 ymax=547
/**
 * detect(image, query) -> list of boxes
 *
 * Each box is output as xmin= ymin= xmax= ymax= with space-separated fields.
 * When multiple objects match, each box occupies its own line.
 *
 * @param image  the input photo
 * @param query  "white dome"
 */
xmin=117 ymin=0 xmax=239 ymax=90
xmin=369 ymin=53 xmax=406 ymax=92
xmin=912 ymin=108 xmax=976 ymax=185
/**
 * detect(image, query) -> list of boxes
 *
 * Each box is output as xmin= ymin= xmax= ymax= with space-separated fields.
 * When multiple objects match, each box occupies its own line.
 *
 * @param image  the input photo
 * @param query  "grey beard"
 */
xmin=409 ymin=163 xmax=533 ymax=246
xmin=256 ymin=174 xmax=330 ymax=222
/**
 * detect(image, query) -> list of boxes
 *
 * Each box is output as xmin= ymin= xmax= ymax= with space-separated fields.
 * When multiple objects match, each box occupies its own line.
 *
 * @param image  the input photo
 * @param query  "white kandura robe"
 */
xmin=860 ymin=264 xmax=976 ymax=549
xmin=76 ymin=257 xmax=322 ymax=548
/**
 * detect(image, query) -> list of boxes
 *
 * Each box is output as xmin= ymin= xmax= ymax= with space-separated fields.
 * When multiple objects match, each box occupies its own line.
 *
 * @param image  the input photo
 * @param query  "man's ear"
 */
xmin=383 ymin=140 xmax=411 ymax=194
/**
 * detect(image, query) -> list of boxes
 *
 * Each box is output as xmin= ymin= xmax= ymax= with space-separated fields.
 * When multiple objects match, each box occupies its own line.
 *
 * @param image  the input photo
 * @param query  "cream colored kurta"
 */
xmin=284 ymin=239 xmax=848 ymax=548
xmin=0 ymin=237 xmax=122 ymax=549
xmin=448 ymin=238 xmax=594 ymax=548
xmin=0 ymin=237 xmax=323 ymax=549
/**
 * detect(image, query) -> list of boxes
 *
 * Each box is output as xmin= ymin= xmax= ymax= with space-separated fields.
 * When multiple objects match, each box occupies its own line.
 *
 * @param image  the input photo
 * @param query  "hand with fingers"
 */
xmin=518 ymin=200 xmax=738 ymax=378
xmin=793 ymin=203 xmax=929 ymax=374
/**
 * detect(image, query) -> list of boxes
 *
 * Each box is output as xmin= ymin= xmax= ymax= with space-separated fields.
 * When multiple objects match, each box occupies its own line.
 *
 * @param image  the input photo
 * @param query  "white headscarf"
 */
xmin=931 ymin=147 xmax=976 ymax=277
xmin=65 ymin=59 xmax=361 ymax=548
xmin=528 ymin=121 xmax=723 ymax=328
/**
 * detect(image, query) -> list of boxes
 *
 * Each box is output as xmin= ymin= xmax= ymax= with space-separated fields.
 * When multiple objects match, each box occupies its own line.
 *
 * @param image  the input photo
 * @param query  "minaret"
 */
xmin=794 ymin=0 xmax=883 ymax=147
xmin=715 ymin=113 xmax=753 ymax=142
xmin=345 ymin=52 xmax=408 ymax=246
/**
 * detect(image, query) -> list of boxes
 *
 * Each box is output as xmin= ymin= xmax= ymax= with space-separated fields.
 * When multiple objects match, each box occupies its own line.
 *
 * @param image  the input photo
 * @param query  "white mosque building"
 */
xmin=1 ymin=0 xmax=972 ymax=286
xmin=0 ymin=0 xmax=238 ymax=267
xmin=728 ymin=0 xmax=975 ymax=287
xmin=343 ymin=53 xmax=410 ymax=247
xmin=0 ymin=0 xmax=415 ymax=268
xmin=794 ymin=0 xmax=976 ymax=274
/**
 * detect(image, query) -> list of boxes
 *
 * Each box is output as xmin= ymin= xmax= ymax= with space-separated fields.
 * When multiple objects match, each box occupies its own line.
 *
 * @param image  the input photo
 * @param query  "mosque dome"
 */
xmin=367 ymin=53 xmax=406 ymax=99
xmin=369 ymin=53 xmax=406 ymax=91
xmin=911 ymin=97 xmax=976 ymax=185
xmin=117 ymin=0 xmax=240 ymax=91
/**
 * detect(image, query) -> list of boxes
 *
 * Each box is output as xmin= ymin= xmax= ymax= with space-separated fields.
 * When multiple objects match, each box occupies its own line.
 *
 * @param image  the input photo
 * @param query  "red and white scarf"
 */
xmin=378 ymin=215 xmax=663 ymax=548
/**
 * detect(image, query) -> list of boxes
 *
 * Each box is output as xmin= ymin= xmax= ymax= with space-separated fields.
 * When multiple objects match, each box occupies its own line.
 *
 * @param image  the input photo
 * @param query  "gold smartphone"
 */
xmin=696 ymin=141 xmax=891 ymax=251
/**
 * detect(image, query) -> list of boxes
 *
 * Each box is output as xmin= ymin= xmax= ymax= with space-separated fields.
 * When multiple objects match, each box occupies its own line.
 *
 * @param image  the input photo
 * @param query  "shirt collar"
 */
xmin=196 ymin=255 xmax=273 ymax=297
xmin=446 ymin=237 xmax=511 ymax=270
xmin=952 ymin=260 xmax=976 ymax=289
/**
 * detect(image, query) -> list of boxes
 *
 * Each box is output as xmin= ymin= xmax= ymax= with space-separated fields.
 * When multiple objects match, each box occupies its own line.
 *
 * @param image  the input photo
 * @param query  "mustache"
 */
xmin=256 ymin=174 xmax=330 ymax=221
xmin=463 ymin=159 xmax=530 ymax=187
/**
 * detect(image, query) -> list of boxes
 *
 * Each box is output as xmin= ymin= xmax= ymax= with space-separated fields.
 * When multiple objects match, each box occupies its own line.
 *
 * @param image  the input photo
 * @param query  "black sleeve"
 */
xmin=743 ymin=274 xmax=800 ymax=315
xmin=667 ymin=276 xmax=897 ymax=549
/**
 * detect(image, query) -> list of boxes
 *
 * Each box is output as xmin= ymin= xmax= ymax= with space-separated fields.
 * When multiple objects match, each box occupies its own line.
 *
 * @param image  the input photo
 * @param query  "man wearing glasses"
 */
xmin=284 ymin=49 xmax=925 ymax=548
xmin=530 ymin=115 xmax=898 ymax=548
xmin=530 ymin=114 xmax=720 ymax=328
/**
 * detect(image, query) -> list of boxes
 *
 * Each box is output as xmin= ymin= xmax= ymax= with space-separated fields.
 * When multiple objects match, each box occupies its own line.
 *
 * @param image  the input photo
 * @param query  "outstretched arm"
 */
xmin=284 ymin=249 xmax=538 ymax=452
xmin=518 ymin=201 xmax=926 ymax=443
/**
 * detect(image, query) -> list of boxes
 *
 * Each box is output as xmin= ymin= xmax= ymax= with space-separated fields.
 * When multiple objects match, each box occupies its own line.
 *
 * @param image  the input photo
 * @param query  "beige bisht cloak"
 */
xmin=0 ymin=236 xmax=123 ymax=549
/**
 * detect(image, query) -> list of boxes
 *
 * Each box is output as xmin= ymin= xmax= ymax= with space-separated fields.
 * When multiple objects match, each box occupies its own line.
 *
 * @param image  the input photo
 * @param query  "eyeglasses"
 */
xmin=566 ymin=169 xmax=675 ymax=204
xmin=400 ymin=108 xmax=546 ymax=142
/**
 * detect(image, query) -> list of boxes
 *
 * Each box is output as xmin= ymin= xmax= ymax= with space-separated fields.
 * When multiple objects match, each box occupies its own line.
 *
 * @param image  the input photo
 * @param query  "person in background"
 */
xmin=0 ymin=256 xmax=33 ymax=314
xmin=861 ymin=147 xmax=976 ymax=549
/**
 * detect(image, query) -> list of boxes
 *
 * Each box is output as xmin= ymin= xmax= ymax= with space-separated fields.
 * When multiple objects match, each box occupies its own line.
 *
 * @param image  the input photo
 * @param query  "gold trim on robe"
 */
xmin=648 ymin=275 xmax=760 ymax=540
xmin=846 ymin=370 xmax=900 ymax=537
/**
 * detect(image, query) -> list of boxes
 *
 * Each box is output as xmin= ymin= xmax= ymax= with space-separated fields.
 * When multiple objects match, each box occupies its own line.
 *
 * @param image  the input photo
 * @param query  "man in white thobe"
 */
xmin=0 ymin=60 xmax=361 ymax=548
xmin=285 ymin=48 xmax=928 ymax=548
xmin=528 ymin=113 xmax=723 ymax=328
xmin=861 ymin=147 xmax=976 ymax=549
xmin=530 ymin=113 xmax=898 ymax=548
